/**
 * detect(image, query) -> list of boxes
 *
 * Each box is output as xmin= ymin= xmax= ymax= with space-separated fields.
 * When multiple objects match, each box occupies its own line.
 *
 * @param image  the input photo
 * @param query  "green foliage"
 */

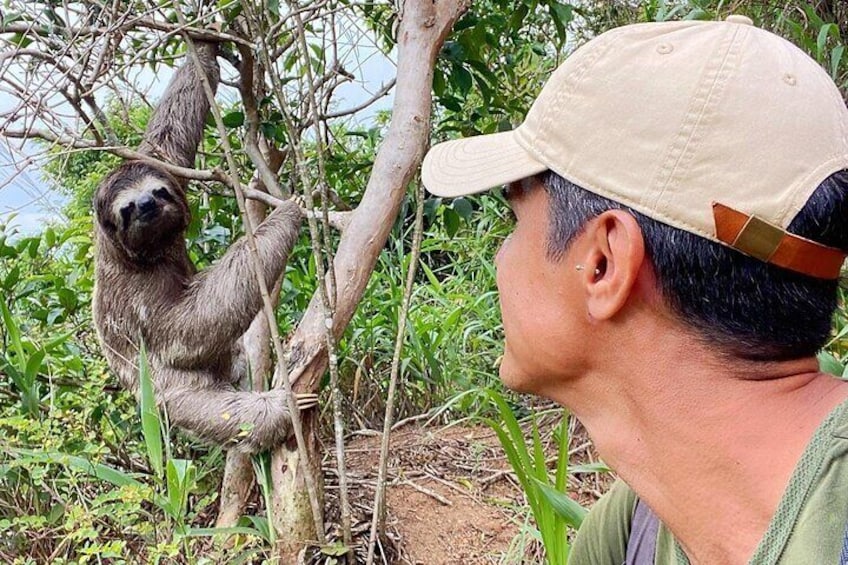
xmin=483 ymin=390 xmax=586 ymax=565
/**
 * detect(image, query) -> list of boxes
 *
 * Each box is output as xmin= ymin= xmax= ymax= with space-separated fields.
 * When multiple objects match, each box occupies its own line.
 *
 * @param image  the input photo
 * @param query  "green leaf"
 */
xmin=57 ymin=288 xmax=78 ymax=311
xmin=44 ymin=330 xmax=73 ymax=351
xmin=138 ymin=344 xmax=164 ymax=478
xmin=509 ymin=4 xmax=529 ymax=32
xmin=11 ymin=33 xmax=32 ymax=49
xmin=24 ymin=350 xmax=45 ymax=383
xmin=166 ymin=459 xmax=194 ymax=521
xmin=240 ymin=515 xmax=272 ymax=543
xmin=570 ymin=461 xmax=611 ymax=474
xmin=320 ymin=543 xmax=350 ymax=556
xmin=251 ymin=453 xmax=276 ymax=544
xmin=487 ymin=391 xmax=535 ymax=486
xmin=831 ymin=45 xmax=844 ymax=79
xmin=531 ymin=477 xmax=587 ymax=528
xmin=260 ymin=122 xmax=277 ymax=140
xmin=433 ymin=67 xmax=446 ymax=97
xmin=453 ymin=65 xmax=473 ymax=96
xmin=452 ymin=197 xmax=473 ymax=220
xmin=817 ymin=23 xmax=837 ymax=60
xmin=27 ymin=237 xmax=39 ymax=258
xmin=222 ymin=111 xmax=245 ymax=128
xmin=12 ymin=448 xmax=144 ymax=489
xmin=441 ymin=41 xmax=465 ymax=63
xmin=482 ymin=416 xmax=532 ymax=494
xmin=548 ymin=2 xmax=573 ymax=47
xmin=443 ymin=207 xmax=460 ymax=238
xmin=440 ymin=96 xmax=463 ymax=113
xmin=554 ymin=417 xmax=569 ymax=492
xmin=3 ymin=266 xmax=20 ymax=290
xmin=1 ymin=300 xmax=24 ymax=361
xmin=818 ymin=350 xmax=844 ymax=377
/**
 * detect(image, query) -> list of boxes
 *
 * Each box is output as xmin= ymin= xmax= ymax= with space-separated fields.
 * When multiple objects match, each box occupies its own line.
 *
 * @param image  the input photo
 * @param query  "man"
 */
xmin=421 ymin=15 xmax=848 ymax=565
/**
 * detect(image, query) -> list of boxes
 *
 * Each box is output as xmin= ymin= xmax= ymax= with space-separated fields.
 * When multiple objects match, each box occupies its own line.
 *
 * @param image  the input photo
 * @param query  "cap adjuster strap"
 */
xmin=712 ymin=202 xmax=846 ymax=279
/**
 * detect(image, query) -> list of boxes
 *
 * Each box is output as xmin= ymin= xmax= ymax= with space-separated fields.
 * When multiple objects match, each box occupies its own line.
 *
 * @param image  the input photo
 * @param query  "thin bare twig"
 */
xmin=366 ymin=176 xmax=426 ymax=564
xmin=322 ymin=78 xmax=396 ymax=119
xmin=286 ymin=0 xmax=352 ymax=552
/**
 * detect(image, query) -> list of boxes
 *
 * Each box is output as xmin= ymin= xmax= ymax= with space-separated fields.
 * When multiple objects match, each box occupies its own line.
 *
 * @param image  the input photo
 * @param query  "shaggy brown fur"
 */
xmin=92 ymin=42 xmax=306 ymax=452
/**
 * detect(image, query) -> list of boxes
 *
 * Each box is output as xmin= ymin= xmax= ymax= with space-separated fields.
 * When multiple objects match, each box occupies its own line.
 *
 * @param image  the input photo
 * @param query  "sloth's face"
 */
xmin=95 ymin=162 xmax=190 ymax=263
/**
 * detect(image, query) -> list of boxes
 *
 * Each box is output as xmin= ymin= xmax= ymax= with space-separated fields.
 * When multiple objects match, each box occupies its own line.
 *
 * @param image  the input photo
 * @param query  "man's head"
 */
xmin=421 ymin=16 xmax=848 ymax=393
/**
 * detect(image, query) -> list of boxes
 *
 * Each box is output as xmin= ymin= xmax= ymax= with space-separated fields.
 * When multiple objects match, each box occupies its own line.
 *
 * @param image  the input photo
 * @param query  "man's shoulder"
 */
xmin=569 ymin=479 xmax=637 ymax=565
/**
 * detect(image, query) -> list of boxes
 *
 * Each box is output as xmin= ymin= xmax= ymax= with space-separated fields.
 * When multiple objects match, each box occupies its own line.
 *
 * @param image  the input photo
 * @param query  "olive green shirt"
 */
xmin=569 ymin=397 xmax=848 ymax=564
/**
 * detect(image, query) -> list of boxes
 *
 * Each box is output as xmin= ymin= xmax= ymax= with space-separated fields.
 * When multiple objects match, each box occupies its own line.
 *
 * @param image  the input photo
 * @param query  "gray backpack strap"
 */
xmin=625 ymin=498 xmax=660 ymax=565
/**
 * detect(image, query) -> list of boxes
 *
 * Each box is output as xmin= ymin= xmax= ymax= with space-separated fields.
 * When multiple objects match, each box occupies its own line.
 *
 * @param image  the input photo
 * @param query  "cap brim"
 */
xmin=422 ymin=130 xmax=548 ymax=197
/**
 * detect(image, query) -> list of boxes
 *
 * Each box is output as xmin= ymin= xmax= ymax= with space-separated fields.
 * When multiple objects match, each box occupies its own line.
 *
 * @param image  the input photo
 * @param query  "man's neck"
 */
xmin=552 ymin=333 xmax=848 ymax=564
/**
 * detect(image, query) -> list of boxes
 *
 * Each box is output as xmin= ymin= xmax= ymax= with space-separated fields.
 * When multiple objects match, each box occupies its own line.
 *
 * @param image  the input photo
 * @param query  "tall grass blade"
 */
xmin=11 ymin=448 xmax=144 ymax=489
xmin=138 ymin=343 xmax=164 ymax=478
xmin=252 ymin=452 xmax=277 ymax=545
xmin=1 ymin=300 xmax=24 ymax=360
xmin=531 ymin=477 xmax=587 ymax=529
xmin=554 ymin=418 xmax=568 ymax=492
xmin=484 ymin=390 xmax=587 ymax=565
xmin=166 ymin=458 xmax=194 ymax=522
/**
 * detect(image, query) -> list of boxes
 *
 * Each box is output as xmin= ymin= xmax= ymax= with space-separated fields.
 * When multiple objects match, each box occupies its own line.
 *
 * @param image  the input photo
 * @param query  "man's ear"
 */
xmin=577 ymin=210 xmax=645 ymax=321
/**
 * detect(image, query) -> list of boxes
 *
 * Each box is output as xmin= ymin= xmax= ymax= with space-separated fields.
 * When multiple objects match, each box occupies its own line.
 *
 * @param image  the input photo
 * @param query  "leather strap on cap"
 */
xmin=712 ymin=202 xmax=846 ymax=279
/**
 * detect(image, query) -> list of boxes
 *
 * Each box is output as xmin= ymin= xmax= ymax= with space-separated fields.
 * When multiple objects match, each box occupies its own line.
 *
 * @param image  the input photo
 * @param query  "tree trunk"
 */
xmin=269 ymin=0 xmax=470 ymax=561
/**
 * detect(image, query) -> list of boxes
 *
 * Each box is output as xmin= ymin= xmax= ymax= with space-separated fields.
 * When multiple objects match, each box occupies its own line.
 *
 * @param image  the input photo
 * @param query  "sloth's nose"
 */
xmin=137 ymin=195 xmax=158 ymax=219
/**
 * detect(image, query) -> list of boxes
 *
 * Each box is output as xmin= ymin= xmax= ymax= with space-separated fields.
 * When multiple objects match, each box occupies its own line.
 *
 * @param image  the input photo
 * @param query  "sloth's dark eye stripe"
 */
xmin=120 ymin=203 xmax=135 ymax=228
xmin=154 ymin=187 xmax=173 ymax=202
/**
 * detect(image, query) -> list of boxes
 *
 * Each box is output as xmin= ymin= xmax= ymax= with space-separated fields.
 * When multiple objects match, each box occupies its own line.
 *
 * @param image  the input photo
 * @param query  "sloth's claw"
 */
xmin=295 ymin=392 xmax=319 ymax=410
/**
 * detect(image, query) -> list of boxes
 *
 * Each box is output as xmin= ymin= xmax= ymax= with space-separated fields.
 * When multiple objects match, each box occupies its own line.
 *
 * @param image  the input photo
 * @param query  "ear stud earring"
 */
xmin=575 ymin=265 xmax=601 ymax=276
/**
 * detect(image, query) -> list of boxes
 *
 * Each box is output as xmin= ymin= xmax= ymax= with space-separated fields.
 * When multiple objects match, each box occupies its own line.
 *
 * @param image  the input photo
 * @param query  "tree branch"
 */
xmin=0 ymin=129 xmax=228 ymax=183
xmin=321 ymin=78 xmax=396 ymax=120
xmin=0 ymin=18 xmax=251 ymax=47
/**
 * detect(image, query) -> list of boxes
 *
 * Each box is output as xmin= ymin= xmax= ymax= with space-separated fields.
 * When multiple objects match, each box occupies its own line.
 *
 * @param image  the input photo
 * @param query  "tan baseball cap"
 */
xmin=422 ymin=15 xmax=848 ymax=279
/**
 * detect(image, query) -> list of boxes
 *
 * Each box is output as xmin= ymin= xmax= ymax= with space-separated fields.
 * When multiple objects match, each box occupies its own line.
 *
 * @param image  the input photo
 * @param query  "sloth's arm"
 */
xmin=161 ymin=201 xmax=302 ymax=365
xmin=138 ymin=42 xmax=220 ymax=168
xmin=161 ymin=381 xmax=293 ymax=453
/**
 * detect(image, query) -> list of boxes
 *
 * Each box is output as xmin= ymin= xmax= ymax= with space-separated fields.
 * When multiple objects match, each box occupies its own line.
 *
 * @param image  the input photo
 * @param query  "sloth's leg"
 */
xmin=161 ymin=385 xmax=317 ymax=453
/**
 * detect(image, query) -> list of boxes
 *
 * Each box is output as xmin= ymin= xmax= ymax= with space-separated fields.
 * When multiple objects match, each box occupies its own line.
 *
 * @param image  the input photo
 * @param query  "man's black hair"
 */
xmin=541 ymin=170 xmax=848 ymax=361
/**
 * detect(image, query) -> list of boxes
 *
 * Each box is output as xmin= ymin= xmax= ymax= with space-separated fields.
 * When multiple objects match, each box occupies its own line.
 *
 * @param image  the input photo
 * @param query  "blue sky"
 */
xmin=0 ymin=143 xmax=62 ymax=234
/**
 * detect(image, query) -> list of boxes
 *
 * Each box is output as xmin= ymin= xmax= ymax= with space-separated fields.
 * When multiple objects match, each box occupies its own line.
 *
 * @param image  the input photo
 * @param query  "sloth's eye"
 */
xmin=120 ymin=202 xmax=135 ymax=228
xmin=153 ymin=187 xmax=173 ymax=201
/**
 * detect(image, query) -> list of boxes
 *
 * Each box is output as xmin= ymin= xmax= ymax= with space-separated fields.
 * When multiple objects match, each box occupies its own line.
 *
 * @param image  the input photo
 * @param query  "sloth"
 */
xmin=92 ymin=41 xmax=314 ymax=453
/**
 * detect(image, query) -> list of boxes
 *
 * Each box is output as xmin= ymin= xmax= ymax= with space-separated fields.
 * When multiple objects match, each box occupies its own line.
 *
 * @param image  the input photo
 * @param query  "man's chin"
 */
xmin=498 ymin=357 xmax=535 ymax=394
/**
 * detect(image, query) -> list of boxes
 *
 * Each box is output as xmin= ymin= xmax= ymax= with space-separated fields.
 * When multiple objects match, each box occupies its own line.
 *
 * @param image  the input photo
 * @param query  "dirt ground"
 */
xmin=319 ymin=415 xmax=612 ymax=564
